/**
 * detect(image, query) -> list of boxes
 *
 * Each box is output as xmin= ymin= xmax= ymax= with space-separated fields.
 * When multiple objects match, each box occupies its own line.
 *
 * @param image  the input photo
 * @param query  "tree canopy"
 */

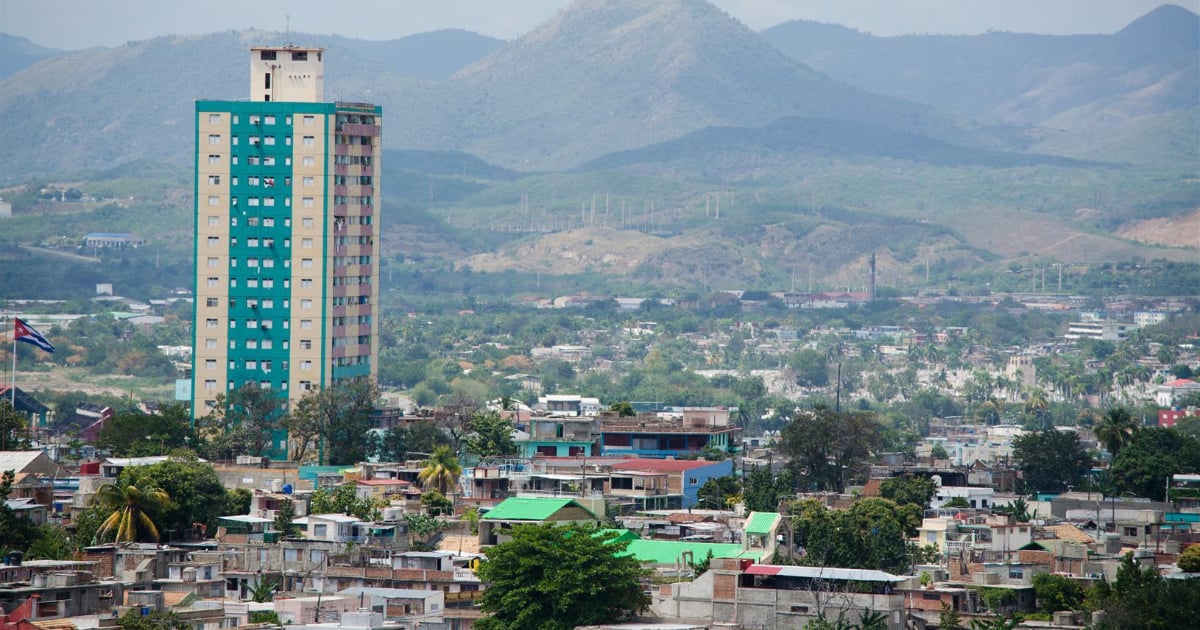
xmin=116 ymin=457 xmax=247 ymax=536
xmin=787 ymin=497 xmax=921 ymax=574
xmin=781 ymin=408 xmax=880 ymax=492
xmin=1012 ymin=429 xmax=1091 ymax=494
xmin=419 ymin=445 xmax=462 ymax=496
xmin=94 ymin=475 xmax=170 ymax=543
xmin=309 ymin=482 xmax=379 ymax=521
xmin=465 ymin=410 xmax=518 ymax=458
xmin=476 ymin=524 xmax=649 ymax=630
xmin=1109 ymin=428 xmax=1200 ymax=501
xmin=879 ymin=476 xmax=938 ymax=510
xmin=98 ymin=402 xmax=194 ymax=457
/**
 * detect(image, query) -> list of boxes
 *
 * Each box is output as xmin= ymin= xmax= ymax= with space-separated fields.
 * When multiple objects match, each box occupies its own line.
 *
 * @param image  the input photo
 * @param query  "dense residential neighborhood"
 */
xmin=3 ymin=1 xmax=1200 ymax=629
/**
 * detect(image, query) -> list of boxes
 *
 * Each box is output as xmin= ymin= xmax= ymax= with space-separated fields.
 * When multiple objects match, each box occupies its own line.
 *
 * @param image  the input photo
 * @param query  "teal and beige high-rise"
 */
xmin=192 ymin=46 xmax=380 ymax=459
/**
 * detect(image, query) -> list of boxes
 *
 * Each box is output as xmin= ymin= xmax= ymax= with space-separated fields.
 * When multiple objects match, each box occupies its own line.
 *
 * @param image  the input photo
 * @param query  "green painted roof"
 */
xmin=618 ymin=539 xmax=745 ymax=565
xmin=594 ymin=528 xmax=640 ymax=542
xmin=745 ymin=512 xmax=781 ymax=535
xmin=481 ymin=497 xmax=593 ymax=521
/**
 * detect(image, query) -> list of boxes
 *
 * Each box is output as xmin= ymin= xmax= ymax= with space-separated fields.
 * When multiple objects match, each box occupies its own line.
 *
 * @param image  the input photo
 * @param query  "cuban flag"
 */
xmin=14 ymin=317 xmax=55 ymax=354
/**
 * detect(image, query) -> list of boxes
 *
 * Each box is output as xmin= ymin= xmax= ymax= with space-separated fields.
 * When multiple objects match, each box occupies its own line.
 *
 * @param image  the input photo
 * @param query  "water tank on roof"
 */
xmin=282 ymin=483 xmax=293 ymax=494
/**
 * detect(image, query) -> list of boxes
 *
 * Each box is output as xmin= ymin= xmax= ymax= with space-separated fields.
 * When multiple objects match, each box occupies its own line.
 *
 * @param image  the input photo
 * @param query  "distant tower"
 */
xmin=192 ymin=46 xmax=381 ymax=460
xmin=868 ymin=253 xmax=877 ymax=301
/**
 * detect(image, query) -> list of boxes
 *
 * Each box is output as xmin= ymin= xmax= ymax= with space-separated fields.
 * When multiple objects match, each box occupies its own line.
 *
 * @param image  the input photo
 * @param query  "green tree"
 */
xmin=879 ymin=476 xmax=937 ymax=509
xmin=465 ymin=411 xmax=518 ymax=458
xmin=289 ymin=379 xmax=380 ymax=465
xmin=26 ymin=525 xmax=74 ymax=559
xmin=930 ymin=442 xmax=950 ymax=460
xmin=1095 ymin=406 xmax=1138 ymax=458
xmin=1032 ymin=572 xmax=1084 ymax=612
xmin=476 ymin=524 xmax=649 ymax=630
xmin=198 ymin=384 xmax=285 ymax=459
xmin=421 ymin=490 xmax=453 ymax=516
xmin=404 ymin=513 xmax=448 ymax=541
xmin=743 ymin=466 xmax=794 ymax=513
xmin=372 ymin=426 xmax=409 ymax=462
xmin=71 ymin=503 xmax=109 ymax=550
xmin=272 ymin=498 xmax=298 ymax=537
xmin=94 ymin=475 xmax=170 ymax=542
xmin=418 ymin=445 xmax=462 ymax=496
xmin=407 ymin=421 xmax=450 ymax=455
xmin=788 ymin=349 xmax=829 ymax=387
xmin=1178 ymin=544 xmax=1200 ymax=572
xmin=781 ymin=408 xmax=880 ymax=492
xmin=249 ymin=576 xmax=279 ymax=602
xmin=995 ymin=497 xmax=1032 ymax=523
xmin=1086 ymin=553 xmax=1200 ymax=628
xmin=696 ymin=475 xmax=741 ymax=510
xmin=1012 ymin=429 xmax=1091 ymax=493
xmin=609 ymin=401 xmax=635 ymax=417
xmin=119 ymin=457 xmax=246 ymax=536
xmin=309 ymin=483 xmax=378 ymax=520
xmin=115 ymin=609 xmax=188 ymax=630
xmin=1109 ymin=428 xmax=1200 ymax=501
xmin=787 ymin=497 xmax=920 ymax=574
xmin=0 ymin=401 xmax=31 ymax=451
xmin=97 ymin=403 xmax=194 ymax=457
xmin=248 ymin=612 xmax=281 ymax=625
xmin=938 ymin=603 xmax=961 ymax=630
xmin=0 ymin=470 xmax=39 ymax=551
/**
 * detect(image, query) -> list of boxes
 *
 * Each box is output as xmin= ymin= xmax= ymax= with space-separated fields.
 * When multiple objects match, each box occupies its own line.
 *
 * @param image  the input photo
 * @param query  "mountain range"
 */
xmin=0 ymin=0 xmax=1196 ymax=288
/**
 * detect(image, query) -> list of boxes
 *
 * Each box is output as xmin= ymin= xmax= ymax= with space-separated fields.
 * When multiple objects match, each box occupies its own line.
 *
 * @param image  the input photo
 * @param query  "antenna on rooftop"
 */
xmin=285 ymin=14 xmax=292 ymax=46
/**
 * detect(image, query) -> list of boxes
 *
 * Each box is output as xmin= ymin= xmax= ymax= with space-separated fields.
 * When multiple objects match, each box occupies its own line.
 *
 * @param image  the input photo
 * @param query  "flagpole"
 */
xmin=10 ymin=315 xmax=17 ymax=409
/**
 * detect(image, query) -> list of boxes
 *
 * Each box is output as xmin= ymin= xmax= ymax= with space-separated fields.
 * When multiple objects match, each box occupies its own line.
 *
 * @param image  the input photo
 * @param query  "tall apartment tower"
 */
xmin=192 ymin=46 xmax=381 ymax=459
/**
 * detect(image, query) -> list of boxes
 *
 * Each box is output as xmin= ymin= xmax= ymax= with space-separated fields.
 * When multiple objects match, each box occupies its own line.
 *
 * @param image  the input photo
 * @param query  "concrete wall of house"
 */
xmin=682 ymin=460 xmax=734 ymax=508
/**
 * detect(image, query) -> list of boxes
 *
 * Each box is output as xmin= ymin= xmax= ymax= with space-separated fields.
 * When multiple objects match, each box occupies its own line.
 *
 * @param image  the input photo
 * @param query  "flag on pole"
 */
xmin=14 ymin=317 xmax=55 ymax=354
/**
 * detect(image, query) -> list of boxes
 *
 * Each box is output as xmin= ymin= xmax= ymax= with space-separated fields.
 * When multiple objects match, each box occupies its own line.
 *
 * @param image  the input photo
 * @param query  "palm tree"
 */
xmin=94 ymin=476 xmax=170 ymax=543
xmin=1095 ymin=406 xmax=1138 ymax=458
xmin=418 ymin=445 xmax=462 ymax=496
xmin=1024 ymin=388 xmax=1050 ymax=428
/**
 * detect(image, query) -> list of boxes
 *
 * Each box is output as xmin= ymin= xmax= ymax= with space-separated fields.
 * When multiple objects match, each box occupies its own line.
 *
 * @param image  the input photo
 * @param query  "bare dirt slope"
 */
xmin=1117 ymin=208 xmax=1200 ymax=250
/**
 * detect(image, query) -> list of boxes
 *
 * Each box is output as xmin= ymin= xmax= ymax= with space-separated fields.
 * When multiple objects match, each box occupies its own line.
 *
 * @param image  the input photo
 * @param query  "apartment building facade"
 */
xmin=192 ymin=46 xmax=381 ymax=458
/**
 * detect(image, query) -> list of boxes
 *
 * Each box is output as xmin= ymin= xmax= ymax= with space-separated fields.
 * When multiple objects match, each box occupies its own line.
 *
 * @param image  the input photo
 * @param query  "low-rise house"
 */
xmin=0 ymin=559 xmax=122 ymax=620
xmin=157 ymin=551 xmax=224 ymax=599
xmin=520 ymin=415 xmax=595 ymax=458
xmin=1156 ymin=378 xmax=1200 ymax=407
xmin=598 ymin=410 xmax=741 ymax=459
xmin=651 ymin=558 xmax=907 ymax=629
xmin=307 ymin=513 xmax=367 ymax=542
xmin=610 ymin=458 xmax=734 ymax=509
xmin=337 ymin=587 xmax=445 ymax=621
xmin=355 ymin=478 xmax=413 ymax=502
xmin=478 ymin=497 xmax=600 ymax=546
xmin=2 ymin=499 xmax=46 ymax=525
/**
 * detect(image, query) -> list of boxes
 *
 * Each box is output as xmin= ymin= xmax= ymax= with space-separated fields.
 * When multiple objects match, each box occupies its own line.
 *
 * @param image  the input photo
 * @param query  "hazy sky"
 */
xmin=4 ymin=0 xmax=1198 ymax=50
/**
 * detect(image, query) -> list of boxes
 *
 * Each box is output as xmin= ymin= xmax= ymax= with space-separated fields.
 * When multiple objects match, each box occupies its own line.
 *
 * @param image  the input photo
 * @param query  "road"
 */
xmin=19 ymin=245 xmax=101 ymax=263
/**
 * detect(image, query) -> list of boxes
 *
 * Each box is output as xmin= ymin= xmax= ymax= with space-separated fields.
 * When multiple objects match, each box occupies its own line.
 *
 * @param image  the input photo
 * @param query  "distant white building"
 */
xmin=1134 ymin=311 xmax=1168 ymax=327
xmin=1157 ymin=378 xmax=1200 ymax=407
xmin=1065 ymin=320 xmax=1138 ymax=341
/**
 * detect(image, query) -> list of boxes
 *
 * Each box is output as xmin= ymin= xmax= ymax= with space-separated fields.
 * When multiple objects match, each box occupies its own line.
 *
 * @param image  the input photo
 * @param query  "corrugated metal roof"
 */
xmin=745 ymin=564 xmax=905 ymax=583
xmin=618 ymin=539 xmax=745 ymax=565
xmin=480 ymin=497 xmax=593 ymax=521
xmin=744 ymin=512 xmax=781 ymax=535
